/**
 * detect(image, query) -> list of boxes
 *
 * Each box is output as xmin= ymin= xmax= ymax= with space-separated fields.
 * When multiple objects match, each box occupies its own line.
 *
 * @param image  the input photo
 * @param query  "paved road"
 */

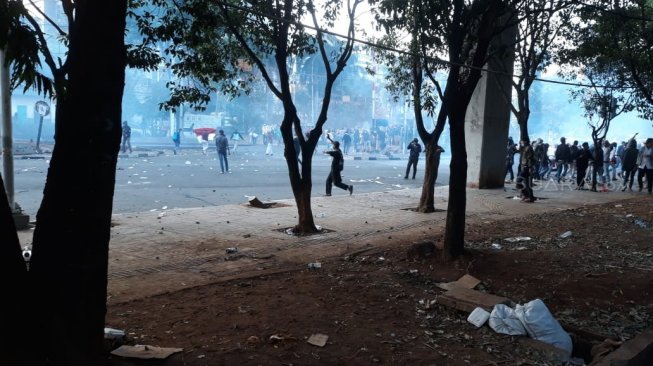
xmin=10 ymin=143 xmax=451 ymax=217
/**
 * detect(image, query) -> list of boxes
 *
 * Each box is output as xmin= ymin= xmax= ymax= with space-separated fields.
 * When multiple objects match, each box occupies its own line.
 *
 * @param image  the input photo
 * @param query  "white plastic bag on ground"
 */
xmin=489 ymin=304 xmax=528 ymax=336
xmin=514 ymin=299 xmax=573 ymax=357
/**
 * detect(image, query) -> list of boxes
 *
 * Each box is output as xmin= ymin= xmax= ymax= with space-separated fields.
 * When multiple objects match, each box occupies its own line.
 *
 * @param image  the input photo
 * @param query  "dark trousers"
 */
xmin=218 ymin=151 xmax=229 ymax=172
xmin=576 ymin=165 xmax=588 ymax=187
xmin=405 ymin=157 xmax=418 ymax=179
xmin=518 ymin=167 xmax=534 ymax=200
xmin=326 ymin=170 xmax=349 ymax=194
xmin=638 ymin=167 xmax=653 ymax=192
xmin=623 ymin=169 xmax=636 ymax=189
xmin=505 ymin=162 xmax=514 ymax=181
xmin=121 ymin=136 xmax=132 ymax=153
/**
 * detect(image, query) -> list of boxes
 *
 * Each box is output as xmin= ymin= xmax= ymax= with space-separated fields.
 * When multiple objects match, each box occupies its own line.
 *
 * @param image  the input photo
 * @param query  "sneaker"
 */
xmin=621 ymin=186 xmax=627 ymax=192
xmin=324 ymin=194 xmax=331 ymax=196
xmin=404 ymin=176 xmax=408 ymax=179
xmin=412 ymin=177 xmax=416 ymax=179
xmin=639 ymin=187 xmax=643 ymax=192
xmin=348 ymin=186 xmax=353 ymax=195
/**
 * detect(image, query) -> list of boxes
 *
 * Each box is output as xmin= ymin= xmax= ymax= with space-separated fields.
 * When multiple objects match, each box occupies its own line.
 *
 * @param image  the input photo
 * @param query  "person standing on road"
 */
xmin=215 ymin=129 xmax=230 ymax=174
xmin=172 ymin=128 xmax=181 ymax=155
xmin=342 ymin=131 xmax=352 ymax=155
xmin=555 ymin=137 xmax=570 ymax=183
xmin=637 ymin=138 xmax=653 ymax=193
xmin=575 ymin=142 xmax=593 ymax=189
xmin=324 ymin=137 xmax=353 ymax=196
xmin=121 ymin=121 xmax=132 ymax=153
xmin=404 ymin=138 xmax=422 ymax=180
xmin=517 ymin=138 xmax=536 ymax=202
xmin=621 ymin=139 xmax=639 ymax=191
xmin=505 ymin=137 xmax=517 ymax=183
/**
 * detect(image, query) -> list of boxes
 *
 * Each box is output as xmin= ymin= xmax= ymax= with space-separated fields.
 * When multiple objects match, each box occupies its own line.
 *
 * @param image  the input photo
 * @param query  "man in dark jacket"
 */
xmin=621 ymin=139 xmax=639 ymax=191
xmin=555 ymin=137 xmax=571 ymax=183
xmin=324 ymin=139 xmax=353 ymax=196
xmin=215 ymin=129 xmax=230 ymax=173
xmin=575 ymin=142 xmax=593 ymax=189
xmin=505 ymin=137 xmax=518 ymax=182
xmin=405 ymin=138 xmax=422 ymax=180
xmin=517 ymin=139 xmax=536 ymax=202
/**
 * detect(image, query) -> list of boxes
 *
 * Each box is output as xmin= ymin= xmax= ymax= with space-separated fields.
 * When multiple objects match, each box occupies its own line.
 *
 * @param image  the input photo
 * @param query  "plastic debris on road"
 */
xmin=504 ymin=236 xmax=531 ymax=242
xmin=559 ymin=231 xmax=572 ymax=238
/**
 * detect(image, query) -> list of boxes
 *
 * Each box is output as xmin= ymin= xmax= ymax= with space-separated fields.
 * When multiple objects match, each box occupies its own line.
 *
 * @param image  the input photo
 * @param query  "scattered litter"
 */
xmin=307 ymin=333 xmax=329 ymax=347
xmin=110 ymin=345 xmax=183 ymax=360
xmin=467 ymin=307 xmax=491 ymax=328
xmin=504 ymin=236 xmax=531 ymax=243
xmin=633 ymin=219 xmax=648 ymax=228
xmin=491 ymin=243 xmax=503 ymax=250
xmin=626 ymin=214 xmax=634 ymax=218
xmin=409 ymin=269 xmax=419 ymax=275
xmin=225 ymin=247 xmax=238 ymax=254
xmin=307 ymin=262 xmax=322 ymax=269
xmin=559 ymin=231 xmax=572 ymax=239
xmin=516 ymin=246 xmax=528 ymax=251
xmin=436 ymin=274 xmax=482 ymax=291
xmin=247 ymin=196 xmax=274 ymax=209
xmin=614 ymin=204 xmax=623 ymax=208
xmin=104 ymin=327 xmax=125 ymax=340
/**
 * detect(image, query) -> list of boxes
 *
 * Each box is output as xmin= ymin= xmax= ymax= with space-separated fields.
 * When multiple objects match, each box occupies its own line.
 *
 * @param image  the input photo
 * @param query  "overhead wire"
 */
xmin=211 ymin=0 xmax=641 ymax=90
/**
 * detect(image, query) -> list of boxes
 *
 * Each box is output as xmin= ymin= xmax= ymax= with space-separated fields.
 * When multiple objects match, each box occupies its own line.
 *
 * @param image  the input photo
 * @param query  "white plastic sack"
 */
xmin=515 ymin=299 xmax=573 ymax=357
xmin=489 ymin=304 xmax=528 ymax=336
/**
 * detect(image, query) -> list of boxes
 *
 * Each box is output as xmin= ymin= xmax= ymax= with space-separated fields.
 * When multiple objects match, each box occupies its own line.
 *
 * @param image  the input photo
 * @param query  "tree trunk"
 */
xmin=518 ymin=116 xmax=530 ymax=145
xmin=443 ymin=107 xmax=467 ymax=260
xmin=417 ymin=143 xmax=442 ymax=212
xmin=0 ymin=172 xmax=29 ymax=364
xmin=28 ymin=2 xmax=127 ymax=365
xmin=280 ymin=112 xmax=318 ymax=234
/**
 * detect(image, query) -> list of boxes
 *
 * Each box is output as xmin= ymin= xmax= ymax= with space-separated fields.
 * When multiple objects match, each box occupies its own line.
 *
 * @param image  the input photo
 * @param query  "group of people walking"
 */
xmin=508 ymin=135 xmax=653 ymax=202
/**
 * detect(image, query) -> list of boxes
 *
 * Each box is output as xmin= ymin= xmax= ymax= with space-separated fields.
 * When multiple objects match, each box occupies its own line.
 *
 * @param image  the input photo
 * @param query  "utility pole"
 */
xmin=1 ymin=48 xmax=30 ymax=229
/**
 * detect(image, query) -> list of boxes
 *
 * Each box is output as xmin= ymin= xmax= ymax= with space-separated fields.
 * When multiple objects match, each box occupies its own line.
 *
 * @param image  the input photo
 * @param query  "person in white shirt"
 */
xmin=636 ymin=138 xmax=653 ymax=193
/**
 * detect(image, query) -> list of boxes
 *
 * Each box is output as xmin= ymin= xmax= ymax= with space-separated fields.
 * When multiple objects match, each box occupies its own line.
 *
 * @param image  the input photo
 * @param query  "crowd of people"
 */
xmin=507 ymin=135 xmax=653 ymax=202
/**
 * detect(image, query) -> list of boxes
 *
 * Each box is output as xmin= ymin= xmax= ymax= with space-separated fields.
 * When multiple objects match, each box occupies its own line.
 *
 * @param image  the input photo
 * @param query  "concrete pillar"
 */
xmin=1 ymin=49 xmax=15 ymax=210
xmin=1 ymin=49 xmax=30 ymax=229
xmin=465 ymin=19 xmax=517 ymax=189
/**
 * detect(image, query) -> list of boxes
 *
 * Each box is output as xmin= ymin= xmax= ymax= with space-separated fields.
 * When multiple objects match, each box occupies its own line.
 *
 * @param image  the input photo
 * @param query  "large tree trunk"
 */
xmin=443 ymin=106 xmax=468 ymax=260
xmin=417 ymin=143 xmax=442 ymax=212
xmin=0 ymin=173 xmax=29 ymax=364
xmin=280 ymin=112 xmax=318 ymax=234
xmin=28 ymin=2 xmax=127 ymax=365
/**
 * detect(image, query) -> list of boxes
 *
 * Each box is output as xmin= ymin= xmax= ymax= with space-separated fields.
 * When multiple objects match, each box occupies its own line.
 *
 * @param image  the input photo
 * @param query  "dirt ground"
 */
xmin=105 ymin=196 xmax=653 ymax=365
